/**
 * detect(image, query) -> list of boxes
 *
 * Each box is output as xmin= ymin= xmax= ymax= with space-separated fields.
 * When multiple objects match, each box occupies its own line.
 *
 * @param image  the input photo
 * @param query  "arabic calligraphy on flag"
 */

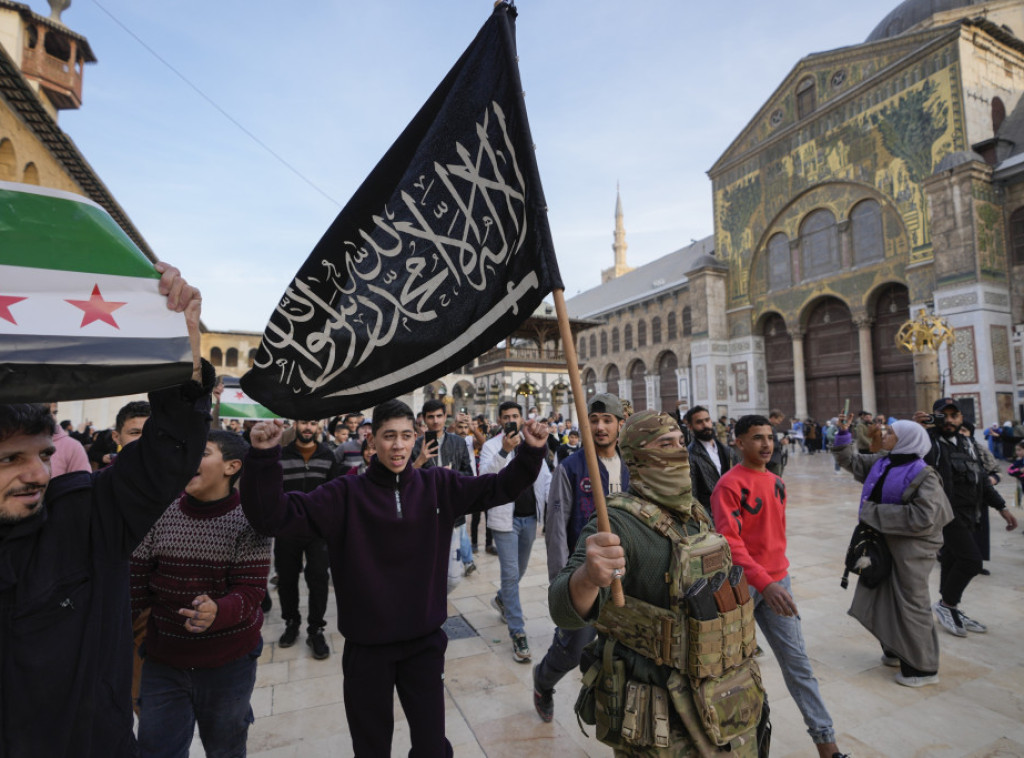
xmin=0 ymin=181 xmax=192 ymax=402
xmin=241 ymin=3 xmax=561 ymax=418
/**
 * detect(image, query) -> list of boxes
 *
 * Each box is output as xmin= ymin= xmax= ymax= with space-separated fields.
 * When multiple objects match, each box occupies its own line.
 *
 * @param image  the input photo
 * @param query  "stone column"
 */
xmin=854 ymin=316 xmax=877 ymax=414
xmin=595 ymin=381 xmax=608 ymax=395
xmin=791 ymin=329 xmax=808 ymax=419
xmin=645 ymin=373 xmax=660 ymax=412
xmin=913 ymin=352 xmax=941 ymax=412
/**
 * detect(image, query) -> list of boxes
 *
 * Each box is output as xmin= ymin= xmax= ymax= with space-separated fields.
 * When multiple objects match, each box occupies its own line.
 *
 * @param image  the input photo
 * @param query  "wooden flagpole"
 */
xmin=552 ymin=288 xmax=625 ymax=607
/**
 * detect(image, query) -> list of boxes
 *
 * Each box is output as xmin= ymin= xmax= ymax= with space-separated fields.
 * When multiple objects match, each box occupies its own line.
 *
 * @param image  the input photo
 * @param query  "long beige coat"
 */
xmin=835 ymin=444 xmax=954 ymax=671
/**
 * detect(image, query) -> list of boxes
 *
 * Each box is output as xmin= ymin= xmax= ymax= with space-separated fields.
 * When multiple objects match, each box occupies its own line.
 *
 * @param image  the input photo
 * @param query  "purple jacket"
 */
xmin=240 ymin=442 xmax=545 ymax=645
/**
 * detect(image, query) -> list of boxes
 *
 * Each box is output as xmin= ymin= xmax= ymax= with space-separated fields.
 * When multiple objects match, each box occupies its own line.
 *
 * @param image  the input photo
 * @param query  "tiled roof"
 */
xmin=565 ymin=234 xmax=714 ymax=319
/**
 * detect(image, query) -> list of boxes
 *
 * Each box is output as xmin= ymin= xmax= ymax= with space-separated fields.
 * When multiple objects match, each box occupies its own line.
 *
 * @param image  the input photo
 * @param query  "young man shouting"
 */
xmin=132 ymin=431 xmax=271 ymax=757
xmin=241 ymin=400 xmax=548 ymax=758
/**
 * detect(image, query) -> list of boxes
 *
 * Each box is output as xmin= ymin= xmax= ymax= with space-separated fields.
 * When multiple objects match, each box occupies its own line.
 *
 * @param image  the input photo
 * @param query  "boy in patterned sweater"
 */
xmin=131 ymin=430 xmax=271 ymax=757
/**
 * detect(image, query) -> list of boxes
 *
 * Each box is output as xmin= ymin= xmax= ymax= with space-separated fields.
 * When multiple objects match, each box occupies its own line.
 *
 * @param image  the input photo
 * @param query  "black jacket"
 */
xmin=0 ymin=368 xmax=212 ymax=758
xmin=687 ymin=436 xmax=733 ymax=514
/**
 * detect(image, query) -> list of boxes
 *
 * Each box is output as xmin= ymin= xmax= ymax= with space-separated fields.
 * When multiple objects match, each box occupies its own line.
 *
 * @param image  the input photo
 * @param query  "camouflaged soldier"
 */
xmin=549 ymin=411 xmax=766 ymax=757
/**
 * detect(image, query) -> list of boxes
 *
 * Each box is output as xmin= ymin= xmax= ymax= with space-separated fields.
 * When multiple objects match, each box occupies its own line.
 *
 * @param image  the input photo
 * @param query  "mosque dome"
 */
xmin=866 ymin=0 xmax=992 ymax=42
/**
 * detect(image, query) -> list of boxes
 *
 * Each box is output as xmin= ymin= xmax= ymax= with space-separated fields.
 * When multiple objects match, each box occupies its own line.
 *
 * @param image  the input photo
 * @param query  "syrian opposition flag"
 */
xmin=241 ymin=2 xmax=562 ymax=418
xmin=0 ymin=181 xmax=192 ymax=402
xmin=219 ymin=378 xmax=280 ymax=420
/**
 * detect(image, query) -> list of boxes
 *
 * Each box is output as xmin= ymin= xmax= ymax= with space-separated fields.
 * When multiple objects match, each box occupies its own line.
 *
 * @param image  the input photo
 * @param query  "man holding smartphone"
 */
xmin=412 ymin=400 xmax=476 ymax=578
xmin=479 ymin=401 xmax=551 ymax=662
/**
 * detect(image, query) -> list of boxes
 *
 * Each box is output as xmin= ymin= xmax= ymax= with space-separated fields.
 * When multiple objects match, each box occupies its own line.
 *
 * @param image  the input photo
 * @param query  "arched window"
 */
xmin=851 ymin=200 xmax=883 ymax=265
xmin=993 ymin=96 xmax=1006 ymax=132
xmin=637 ymin=320 xmax=647 ymax=347
xmin=600 ymin=331 xmax=608 ymax=356
xmin=1011 ymin=206 xmax=1024 ymax=266
xmin=210 ymin=347 xmax=223 ymax=367
xmin=248 ymin=348 xmax=257 ymax=367
xmin=226 ymin=348 xmax=239 ymax=368
xmin=611 ymin=326 xmax=620 ymax=353
xmin=579 ymin=336 xmax=587 ymax=360
xmin=624 ymin=324 xmax=633 ymax=351
xmin=652 ymin=317 xmax=662 ymax=344
xmin=682 ymin=307 xmax=692 ymax=336
xmin=667 ymin=312 xmax=677 ymax=340
xmin=800 ymin=209 xmax=839 ymax=280
xmin=22 ymin=162 xmax=39 ymax=185
xmin=589 ymin=334 xmax=597 ymax=357
xmin=767 ymin=232 xmax=791 ymax=291
xmin=0 ymin=139 xmax=16 ymax=182
xmin=630 ymin=360 xmax=647 ymax=409
xmin=796 ymin=76 xmax=816 ymax=119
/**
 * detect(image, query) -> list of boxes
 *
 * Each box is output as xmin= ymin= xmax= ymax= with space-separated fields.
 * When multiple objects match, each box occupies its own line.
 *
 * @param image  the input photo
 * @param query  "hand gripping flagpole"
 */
xmin=553 ymin=288 xmax=625 ymax=607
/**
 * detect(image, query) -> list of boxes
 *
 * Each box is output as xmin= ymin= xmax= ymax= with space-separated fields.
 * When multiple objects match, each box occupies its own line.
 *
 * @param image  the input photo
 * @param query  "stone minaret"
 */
xmin=601 ymin=184 xmax=634 ymax=283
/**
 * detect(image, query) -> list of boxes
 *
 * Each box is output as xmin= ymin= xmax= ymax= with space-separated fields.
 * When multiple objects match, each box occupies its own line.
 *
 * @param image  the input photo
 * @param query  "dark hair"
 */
xmin=360 ymin=436 xmax=373 ymax=453
xmin=207 ymin=430 xmax=250 ymax=487
xmin=327 ymin=416 xmax=340 ymax=435
xmin=0 ymin=404 xmax=56 ymax=444
xmin=734 ymin=414 xmax=773 ymax=437
xmin=961 ymin=420 xmax=975 ymax=434
xmin=422 ymin=399 xmax=445 ymax=416
xmin=498 ymin=401 xmax=523 ymax=416
xmin=768 ymin=408 xmax=784 ymax=420
xmin=115 ymin=401 xmax=151 ymax=434
xmin=59 ymin=419 xmax=72 ymax=431
xmin=683 ymin=405 xmax=709 ymax=425
xmin=568 ymin=429 xmax=580 ymax=438
xmin=371 ymin=399 xmax=415 ymax=434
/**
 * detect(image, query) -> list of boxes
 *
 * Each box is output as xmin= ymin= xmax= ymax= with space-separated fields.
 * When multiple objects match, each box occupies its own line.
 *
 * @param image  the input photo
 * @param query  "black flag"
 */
xmin=241 ymin=3 xmax=562 ymax=418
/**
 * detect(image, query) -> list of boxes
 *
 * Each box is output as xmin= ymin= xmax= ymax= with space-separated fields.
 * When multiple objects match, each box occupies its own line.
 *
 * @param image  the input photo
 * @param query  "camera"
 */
xmin=504 ymin=421 xmax=518 ymax=436
xmin=926 ymin=413 xmax=946 ymax=426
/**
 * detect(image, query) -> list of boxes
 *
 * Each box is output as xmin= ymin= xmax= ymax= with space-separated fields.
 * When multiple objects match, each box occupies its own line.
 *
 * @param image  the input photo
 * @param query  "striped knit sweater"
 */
xmin=130 ymin=491 xmax=271 ymax=669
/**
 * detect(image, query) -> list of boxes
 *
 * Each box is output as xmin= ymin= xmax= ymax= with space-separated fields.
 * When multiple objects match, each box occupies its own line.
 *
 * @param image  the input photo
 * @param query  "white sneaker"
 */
xmin=881 ymin=654 xmax=900 ymax=667
xmin=895 ymin=672 xmax=940 ymax=688
xmin=933 ymin=602 xmax=967 ymax=638
xmin=957 ymin=609 xmax=987 ymax=633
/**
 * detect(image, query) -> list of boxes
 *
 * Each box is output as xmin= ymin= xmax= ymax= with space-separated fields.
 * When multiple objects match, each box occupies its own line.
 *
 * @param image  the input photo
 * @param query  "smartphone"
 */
xmin=842 ymin=398 xmax=850 ymax=418
xmin=425 ymin=430 xmax=439 ymax=448
xmin=504 ymin=421 xmax=518 ymax=436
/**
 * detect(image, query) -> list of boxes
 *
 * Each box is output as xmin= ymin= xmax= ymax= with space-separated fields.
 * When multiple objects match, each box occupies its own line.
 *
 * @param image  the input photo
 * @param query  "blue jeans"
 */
xmin=492 ymin=515 xmax=536 ymax=636
xmin=138 ymin=642 xmax=260 ymax=758
xmin=750 ymin=575 xmax=835 ymax=745
xmin=457 ymin=524 xmax=473 ymax=565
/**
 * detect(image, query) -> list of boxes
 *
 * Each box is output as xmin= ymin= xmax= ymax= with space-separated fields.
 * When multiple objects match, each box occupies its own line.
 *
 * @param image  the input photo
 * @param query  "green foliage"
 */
xmin=871 ymin=81 xmax=948 ymax=183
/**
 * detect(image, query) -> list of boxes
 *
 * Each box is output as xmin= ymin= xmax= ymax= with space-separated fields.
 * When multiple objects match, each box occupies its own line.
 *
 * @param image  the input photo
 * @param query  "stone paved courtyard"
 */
xmin=189 ymin=451 xmax=1024 ymax=757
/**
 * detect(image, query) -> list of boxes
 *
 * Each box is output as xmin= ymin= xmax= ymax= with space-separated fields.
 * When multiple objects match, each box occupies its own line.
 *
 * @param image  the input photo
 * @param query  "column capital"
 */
xmin=853 ymin=316 xmax=875 ymax=329
xmin=790 ymin=327 xmax=806 ymax=340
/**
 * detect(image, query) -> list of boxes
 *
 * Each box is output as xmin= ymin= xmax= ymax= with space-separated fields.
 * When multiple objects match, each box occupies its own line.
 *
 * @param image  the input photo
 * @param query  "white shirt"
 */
xmin=602 ymin=451 xmax=623 ymax=494
xmin=701 ymin=437 xmax=722 ymax=474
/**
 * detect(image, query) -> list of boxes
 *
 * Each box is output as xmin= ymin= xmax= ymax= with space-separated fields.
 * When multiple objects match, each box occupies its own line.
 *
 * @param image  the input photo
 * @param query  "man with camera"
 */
xmin=413 ymin=400 xmax=476 ymax=577
xmin=479 ymin=401 xmax=551 ymax=663
xmin=914 ymin=399 xmax=1018 ymax=637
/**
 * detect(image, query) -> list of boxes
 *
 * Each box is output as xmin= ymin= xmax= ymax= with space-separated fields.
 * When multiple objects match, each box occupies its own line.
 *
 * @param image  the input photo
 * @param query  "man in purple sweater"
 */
xmin=241 ymin=399 xmax=548 ymax=758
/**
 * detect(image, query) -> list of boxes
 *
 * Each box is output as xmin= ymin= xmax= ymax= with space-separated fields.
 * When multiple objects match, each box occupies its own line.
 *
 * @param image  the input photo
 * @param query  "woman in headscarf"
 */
xmin=832 ymin=417 xmax=953 ymax=687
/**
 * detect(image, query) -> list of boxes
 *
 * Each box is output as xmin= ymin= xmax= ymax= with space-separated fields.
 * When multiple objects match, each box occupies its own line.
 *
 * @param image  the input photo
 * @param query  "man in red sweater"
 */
xmin=131 ymin=430 xmax=271 ymax=758
xmin=712 ymin=415 xmax=849 ymax=758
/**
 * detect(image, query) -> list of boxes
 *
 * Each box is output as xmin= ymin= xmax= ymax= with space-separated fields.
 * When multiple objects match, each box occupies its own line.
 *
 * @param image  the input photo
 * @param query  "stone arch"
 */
xmin=802 ymin=296 xmax=860 ymax=421
xmin=0 ymin=139 xmax=16 ymax=181
xmin=657 ymin=351 xmax=678 ymax=411
xmin=868 ymin=282 xmax=914 ymax=417
xmin=225 ymin=347 xmax=239 ymax=368
xmin=209 ymin=347 xmax=223 ymax=367
xmin=22 ymin=162 xmax=39 ymax=185
xmin=759 ymin=312 xmax=793 ymax=416
xmin=605 ymin=363 xmax=620 ymax=396
xmin=628 ymin=359 xmax=647 ymax=411
xmin=582 ymin=368 xmax=597 ymax=400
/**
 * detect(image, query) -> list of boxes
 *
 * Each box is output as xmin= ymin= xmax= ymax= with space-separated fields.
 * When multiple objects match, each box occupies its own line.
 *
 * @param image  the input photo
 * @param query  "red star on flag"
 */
xmin=0 ymin=294 xmax=27 ymax=325
xmin=66 ymin=285 xmax=127 ymax=329
xmin=234 ymin=391 xmax=245 ymax=400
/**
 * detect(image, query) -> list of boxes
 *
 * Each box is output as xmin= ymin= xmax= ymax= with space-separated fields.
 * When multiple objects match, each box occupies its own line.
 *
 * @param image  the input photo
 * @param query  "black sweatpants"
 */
xmin=342 ymin=628 xmax=452 ymax=758
xmin=939 ymin=520 xmax=982 ymax=606
xmin=274 ymin=536 xmax=329 ymax=633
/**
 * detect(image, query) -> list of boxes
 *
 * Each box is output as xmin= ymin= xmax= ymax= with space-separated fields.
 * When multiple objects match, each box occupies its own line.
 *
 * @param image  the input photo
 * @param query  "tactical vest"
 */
xmin=577 ymin=493 xmax=764 ymax=756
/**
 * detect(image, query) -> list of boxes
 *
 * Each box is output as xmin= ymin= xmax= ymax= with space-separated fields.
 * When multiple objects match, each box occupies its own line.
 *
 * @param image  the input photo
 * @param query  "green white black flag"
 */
xmin=0 ymin=181 xmax=192 ymax=402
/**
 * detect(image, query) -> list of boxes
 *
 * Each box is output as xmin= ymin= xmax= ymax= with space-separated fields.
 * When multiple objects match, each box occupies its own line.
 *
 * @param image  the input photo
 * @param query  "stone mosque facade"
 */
xmin=571 ymin=0 xmax=1024 ymax=427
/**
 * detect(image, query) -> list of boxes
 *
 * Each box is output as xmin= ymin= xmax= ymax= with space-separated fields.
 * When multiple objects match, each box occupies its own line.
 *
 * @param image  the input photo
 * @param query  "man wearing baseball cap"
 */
xmin=915 ymin=399 xmax=1018 ymax=637
xmin=532 ymin=393 xmax=629 ymax=722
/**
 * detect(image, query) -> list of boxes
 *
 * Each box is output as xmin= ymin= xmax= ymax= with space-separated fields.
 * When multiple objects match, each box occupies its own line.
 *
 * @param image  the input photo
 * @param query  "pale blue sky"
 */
xmin=52 ymin=0 xmax=900 ymax=330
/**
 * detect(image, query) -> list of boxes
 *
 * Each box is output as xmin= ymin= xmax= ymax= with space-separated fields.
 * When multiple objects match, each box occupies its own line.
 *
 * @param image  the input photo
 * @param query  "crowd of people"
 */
xmin=3 ymin=265 xmax=1022 ymax=757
